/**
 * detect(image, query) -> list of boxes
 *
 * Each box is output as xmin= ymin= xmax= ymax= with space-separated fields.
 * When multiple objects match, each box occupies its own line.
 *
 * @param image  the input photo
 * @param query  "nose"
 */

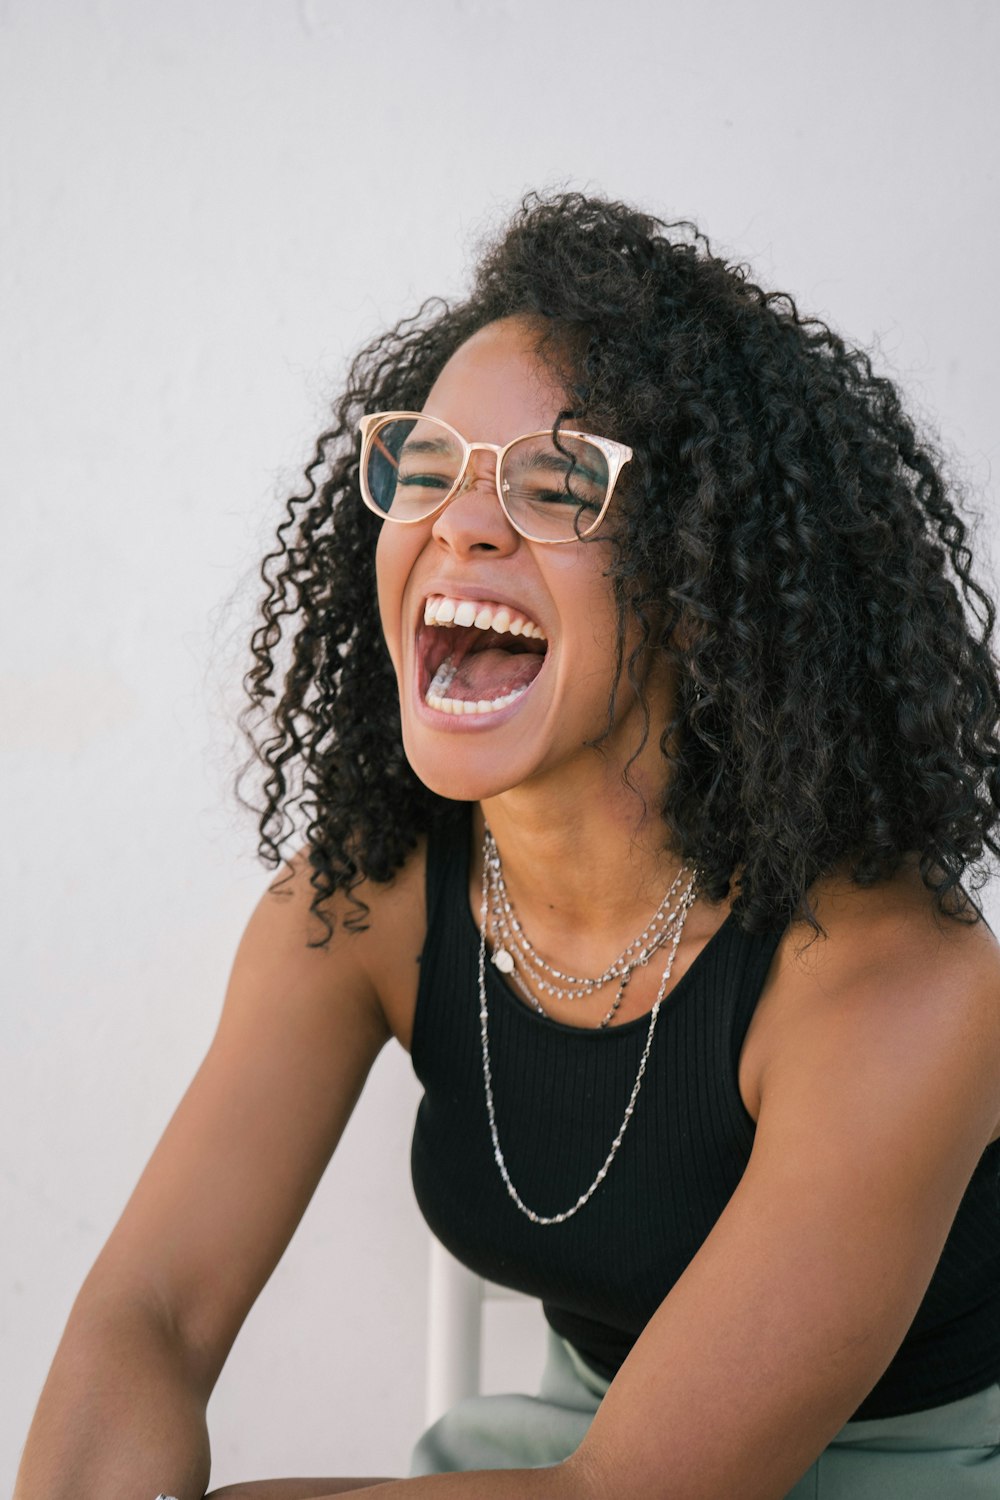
xmin=429 ymin=448 xmax=519 ymax=556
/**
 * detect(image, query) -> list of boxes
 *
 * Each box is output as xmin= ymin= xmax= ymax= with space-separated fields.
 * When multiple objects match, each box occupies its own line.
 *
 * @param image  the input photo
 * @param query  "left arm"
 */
xmin=215 ymin=916 xmax=1000 ymax=1500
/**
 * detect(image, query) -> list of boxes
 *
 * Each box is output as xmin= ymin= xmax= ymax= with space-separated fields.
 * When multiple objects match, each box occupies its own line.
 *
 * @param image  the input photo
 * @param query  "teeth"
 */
xmin=425 ymin=684 xmax=530 ymax=716
xmin=422 ymin=595 xmax=546 ymax=642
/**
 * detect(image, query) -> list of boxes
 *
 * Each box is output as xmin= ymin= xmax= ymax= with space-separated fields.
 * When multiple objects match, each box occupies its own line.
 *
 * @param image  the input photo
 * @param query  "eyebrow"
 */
xmin=514 ymin=448 xmax=606 ymax=488
xmin=399 ymin=437 xmax=454 ymax=457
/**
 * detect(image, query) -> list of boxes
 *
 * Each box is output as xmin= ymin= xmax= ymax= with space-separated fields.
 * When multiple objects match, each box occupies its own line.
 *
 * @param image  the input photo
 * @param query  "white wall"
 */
xmin=3 ymin=0 xmax=998 ymax=1489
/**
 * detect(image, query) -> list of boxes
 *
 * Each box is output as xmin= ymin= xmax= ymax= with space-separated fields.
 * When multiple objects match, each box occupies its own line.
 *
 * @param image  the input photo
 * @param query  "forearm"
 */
xmin=14 ymin=1287 xmax=212 ymax=1500
xmin=305 ymin=1460 xmax=590 ymax=1500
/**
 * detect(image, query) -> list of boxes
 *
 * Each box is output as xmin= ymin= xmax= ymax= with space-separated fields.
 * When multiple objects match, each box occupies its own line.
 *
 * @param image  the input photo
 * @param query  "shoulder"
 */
xmin=742 ymin=856 xmax=1000 ymax=1144
xmin=282 ymin=834 xmax=430 ymax=1054
xmin=782 ymin=854 xmax=1000 ymax=1002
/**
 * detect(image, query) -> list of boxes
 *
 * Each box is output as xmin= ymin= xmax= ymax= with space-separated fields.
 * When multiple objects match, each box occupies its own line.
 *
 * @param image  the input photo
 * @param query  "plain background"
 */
xmin=3 ymin=0 xmax=999 ymax=1489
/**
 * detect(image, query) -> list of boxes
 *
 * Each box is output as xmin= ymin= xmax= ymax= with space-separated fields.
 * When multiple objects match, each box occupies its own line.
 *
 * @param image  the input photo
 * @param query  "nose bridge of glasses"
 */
xmin=455 ymin=440 xmax=504 ymax=496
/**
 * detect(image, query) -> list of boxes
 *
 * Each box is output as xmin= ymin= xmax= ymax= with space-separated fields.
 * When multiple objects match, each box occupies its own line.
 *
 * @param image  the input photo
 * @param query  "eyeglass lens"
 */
xmin=363 ymin=416 xmax=610 ymax=542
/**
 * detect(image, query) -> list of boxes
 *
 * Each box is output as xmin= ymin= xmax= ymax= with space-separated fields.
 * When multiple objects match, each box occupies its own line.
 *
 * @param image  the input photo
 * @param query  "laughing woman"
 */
xmin=15 ymin=193 xmax=1000 ymax=1500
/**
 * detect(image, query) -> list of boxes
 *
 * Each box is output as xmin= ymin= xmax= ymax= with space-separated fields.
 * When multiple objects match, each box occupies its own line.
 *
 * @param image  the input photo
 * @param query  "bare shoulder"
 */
xmin=276 ymin=834 xmax=429 ymax=1054
xmin=741 ymin=856 xmax=1000 ymax=1143
xmin=781 ymin=854 xmax=1000 ymax=1000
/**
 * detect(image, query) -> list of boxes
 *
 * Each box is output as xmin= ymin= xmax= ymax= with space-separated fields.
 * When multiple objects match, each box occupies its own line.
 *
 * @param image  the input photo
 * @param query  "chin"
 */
xmin=400 ymin=725 xmax=528 ymax=803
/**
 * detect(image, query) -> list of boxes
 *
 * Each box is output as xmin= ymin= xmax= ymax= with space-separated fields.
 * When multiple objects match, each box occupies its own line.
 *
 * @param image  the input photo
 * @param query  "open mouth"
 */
xmin=416 ymin=594 xmax=548 ymax=716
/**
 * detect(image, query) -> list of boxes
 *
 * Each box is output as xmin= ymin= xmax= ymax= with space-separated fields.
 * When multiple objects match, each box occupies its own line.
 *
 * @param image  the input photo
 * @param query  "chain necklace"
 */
xmin=484 ymin=826 xmax=691 ymax=1028
xmin=485 ymin=826 xmax=685 ymax=993
xmin=478 ymin=828 xmax=699 ymax=1226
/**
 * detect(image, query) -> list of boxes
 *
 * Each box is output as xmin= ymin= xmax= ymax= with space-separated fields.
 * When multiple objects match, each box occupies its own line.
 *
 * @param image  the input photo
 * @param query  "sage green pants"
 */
xmin=410 ymin=1327 xmax=1000 ymax=1495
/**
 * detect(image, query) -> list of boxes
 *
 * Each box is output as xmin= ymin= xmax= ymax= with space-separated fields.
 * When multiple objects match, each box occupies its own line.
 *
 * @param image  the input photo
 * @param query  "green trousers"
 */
xmin=410 ymin=1327 xmax=1000 ymax=1496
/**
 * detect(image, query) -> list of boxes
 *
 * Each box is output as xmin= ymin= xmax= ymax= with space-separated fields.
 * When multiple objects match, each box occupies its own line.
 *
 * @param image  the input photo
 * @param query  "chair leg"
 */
xmin=425 ymin=1238 xmax=484 ymax=1427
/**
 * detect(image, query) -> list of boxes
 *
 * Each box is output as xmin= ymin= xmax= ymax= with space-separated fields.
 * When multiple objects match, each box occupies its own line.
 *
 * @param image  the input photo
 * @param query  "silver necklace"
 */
xmin=488 ymin=870 xmax=692 ymax=1032
xmin=486 ymin=827 xmax=685 ymax=994
xmin=478 ymin=829 xmax=698 ymax=1225
xmin=484 ymin=828 xmax=691 ymax=1028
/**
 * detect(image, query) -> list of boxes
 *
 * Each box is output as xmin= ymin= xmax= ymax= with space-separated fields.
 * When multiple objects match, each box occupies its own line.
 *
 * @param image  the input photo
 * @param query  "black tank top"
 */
xmin=409 ymin=810 xmax=1000 ymax=1419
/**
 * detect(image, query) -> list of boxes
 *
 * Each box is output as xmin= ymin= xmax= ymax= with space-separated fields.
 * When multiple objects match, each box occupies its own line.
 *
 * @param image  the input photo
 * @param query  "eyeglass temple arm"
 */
xmin=369 ymin=431 xmax=399 ymax=473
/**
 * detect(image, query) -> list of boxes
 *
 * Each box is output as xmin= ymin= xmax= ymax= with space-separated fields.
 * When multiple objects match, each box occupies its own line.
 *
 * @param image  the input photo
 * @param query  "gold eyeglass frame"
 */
xmin=357 ymin=410 xmax=633 ymax=545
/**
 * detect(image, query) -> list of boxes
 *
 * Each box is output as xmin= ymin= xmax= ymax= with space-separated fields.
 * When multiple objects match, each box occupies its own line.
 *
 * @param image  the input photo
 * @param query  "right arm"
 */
xmin=14 ymin=847 xmax=397 ymax=1500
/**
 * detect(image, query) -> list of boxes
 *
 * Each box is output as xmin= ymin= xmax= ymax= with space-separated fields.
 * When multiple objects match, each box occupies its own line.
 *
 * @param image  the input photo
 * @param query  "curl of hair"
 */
xmin=235 ymin=190 xmax=1000 ymax=947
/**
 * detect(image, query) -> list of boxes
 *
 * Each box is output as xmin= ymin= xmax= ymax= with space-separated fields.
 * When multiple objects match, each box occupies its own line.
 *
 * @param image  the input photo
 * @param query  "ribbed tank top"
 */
xmin=409 ymin=811 xmax=1000 ymax=1419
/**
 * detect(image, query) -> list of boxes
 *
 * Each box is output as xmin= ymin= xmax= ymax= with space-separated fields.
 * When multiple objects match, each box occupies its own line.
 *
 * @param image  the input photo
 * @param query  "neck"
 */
xmin=476 ymin=754 xmax=689 ymax=945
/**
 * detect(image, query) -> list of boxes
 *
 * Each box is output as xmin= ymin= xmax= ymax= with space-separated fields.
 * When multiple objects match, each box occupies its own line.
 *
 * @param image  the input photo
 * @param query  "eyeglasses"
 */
xmin=357 ymin=411 xmax=633 ymax=545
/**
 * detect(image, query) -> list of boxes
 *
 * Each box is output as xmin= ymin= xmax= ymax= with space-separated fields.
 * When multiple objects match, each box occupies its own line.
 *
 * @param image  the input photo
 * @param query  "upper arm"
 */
xmin=568 ymin=911 xmax=1000 ymax=1500
xmin=80 ymin=849 xmax=404 ymax=1396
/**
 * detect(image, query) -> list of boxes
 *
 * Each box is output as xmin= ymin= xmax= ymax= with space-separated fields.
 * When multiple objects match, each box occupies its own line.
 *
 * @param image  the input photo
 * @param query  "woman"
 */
xmin=15 ymin=192 xmax=1000 ymax=1499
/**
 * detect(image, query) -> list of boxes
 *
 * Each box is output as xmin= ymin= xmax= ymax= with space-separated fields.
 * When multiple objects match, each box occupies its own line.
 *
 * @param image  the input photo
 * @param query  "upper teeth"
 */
xmin=423 ymin=594 xmax=546 ymax=639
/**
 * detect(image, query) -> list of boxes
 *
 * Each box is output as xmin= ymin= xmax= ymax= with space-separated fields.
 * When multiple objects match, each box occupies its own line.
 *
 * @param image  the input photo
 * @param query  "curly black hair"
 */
xmin=234 ymin=189 xmax=1000 ymax=947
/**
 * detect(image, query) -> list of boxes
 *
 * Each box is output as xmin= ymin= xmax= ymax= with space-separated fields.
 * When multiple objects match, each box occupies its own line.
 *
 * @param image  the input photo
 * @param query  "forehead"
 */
xmin=421 ymin=318 xmax=569 ymax=446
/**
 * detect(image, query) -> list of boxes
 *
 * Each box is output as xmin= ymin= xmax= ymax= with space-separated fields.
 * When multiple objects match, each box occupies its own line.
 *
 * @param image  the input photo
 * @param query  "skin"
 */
xmin=15 ymin=319 xmax=1000 ymax=1500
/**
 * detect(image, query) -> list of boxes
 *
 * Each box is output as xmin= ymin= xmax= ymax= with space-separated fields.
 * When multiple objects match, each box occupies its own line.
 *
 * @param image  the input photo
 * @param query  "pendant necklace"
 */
xmin=484 ymin=825 xmax=691 ymax=1027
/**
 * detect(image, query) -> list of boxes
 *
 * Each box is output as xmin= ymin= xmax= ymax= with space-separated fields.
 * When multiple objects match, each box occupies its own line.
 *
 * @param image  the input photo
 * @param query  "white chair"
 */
xmin=424 ymin=1237 xmax=531 ymax=1426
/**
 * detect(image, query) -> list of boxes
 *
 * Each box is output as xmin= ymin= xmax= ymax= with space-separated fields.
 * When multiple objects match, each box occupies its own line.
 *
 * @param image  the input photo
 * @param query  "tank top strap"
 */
xmin=424 ymin=807 xmax=472 ymax=932
xmin=411 ymin=808 xmax=474 ymax=1079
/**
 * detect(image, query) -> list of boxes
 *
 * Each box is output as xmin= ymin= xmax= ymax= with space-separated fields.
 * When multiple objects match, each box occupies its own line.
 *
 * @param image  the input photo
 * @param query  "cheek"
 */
xmin=547 ymin=543 xmax=620 ymax=643
xmin=374 ymin=525 xmax=417 ymax=674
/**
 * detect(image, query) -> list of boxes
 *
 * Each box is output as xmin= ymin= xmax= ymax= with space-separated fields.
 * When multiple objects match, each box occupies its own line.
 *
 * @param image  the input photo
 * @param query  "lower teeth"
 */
xmin=424 ymin=656 xmax=528 ymax=716
xmin=426 ymin=685 xmax=529 ymax=716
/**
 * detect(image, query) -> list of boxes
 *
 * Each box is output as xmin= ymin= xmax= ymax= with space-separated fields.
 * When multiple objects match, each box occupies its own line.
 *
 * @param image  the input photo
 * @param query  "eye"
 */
xmin=537 ymin=487 xmax=601 ymax=512
xmin=503 ymin=476 xmax=601 ymax=511
xmin=500 ymin=436 xmax=608 ymax=516
xmin=397 ymin=467 xmax=453 ymax=491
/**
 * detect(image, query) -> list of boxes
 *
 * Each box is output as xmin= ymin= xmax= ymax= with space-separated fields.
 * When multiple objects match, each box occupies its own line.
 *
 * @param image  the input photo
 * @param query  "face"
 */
xmin=375 ymin=316 xmax=672 ymax=803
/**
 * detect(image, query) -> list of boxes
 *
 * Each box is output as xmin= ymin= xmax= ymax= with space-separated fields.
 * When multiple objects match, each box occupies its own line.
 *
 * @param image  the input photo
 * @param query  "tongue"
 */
xmin=448 ymin=647 xmax=544 ymax=703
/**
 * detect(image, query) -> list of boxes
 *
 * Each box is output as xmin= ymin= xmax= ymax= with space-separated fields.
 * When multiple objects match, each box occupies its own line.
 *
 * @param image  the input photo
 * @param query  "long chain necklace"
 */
xmin=484 ymin=826 xmax=691 ymax=1028
xmin=478 ymin=827 xmax=699 ymax=1226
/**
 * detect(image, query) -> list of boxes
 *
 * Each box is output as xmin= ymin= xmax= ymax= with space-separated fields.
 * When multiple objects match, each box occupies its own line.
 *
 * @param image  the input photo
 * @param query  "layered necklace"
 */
xmin=484 ymin=825 xmax=691 ymax=1028
xmin=478 ymin=822 xmax=699 ymax=1226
